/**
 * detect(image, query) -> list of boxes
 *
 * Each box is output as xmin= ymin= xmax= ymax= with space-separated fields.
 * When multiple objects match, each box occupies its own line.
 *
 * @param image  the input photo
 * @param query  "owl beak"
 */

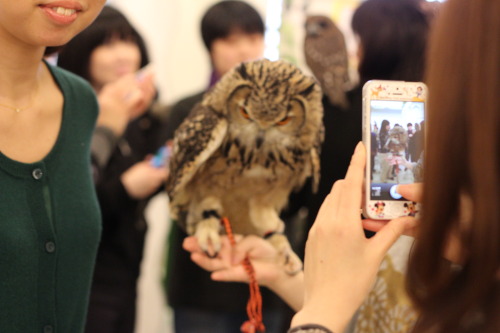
xmin=306 ymin=24 xmax=320 ymax=37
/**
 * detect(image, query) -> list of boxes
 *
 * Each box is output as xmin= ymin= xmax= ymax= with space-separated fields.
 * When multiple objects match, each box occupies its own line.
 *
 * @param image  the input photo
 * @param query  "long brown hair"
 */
xmin=406 ymin=0 xmax=500 ymax=331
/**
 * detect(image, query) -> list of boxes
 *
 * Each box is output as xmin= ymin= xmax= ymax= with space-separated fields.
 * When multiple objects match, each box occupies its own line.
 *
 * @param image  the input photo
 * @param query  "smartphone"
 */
xmin=362 ymin=80 xmax=427 ymax=219
xmin=150 ymin=144 xmax=171 ymax=168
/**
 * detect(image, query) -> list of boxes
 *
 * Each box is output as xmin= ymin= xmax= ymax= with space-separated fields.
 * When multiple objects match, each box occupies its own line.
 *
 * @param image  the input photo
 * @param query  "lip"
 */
xmin=39 ymin=1 xmax=84 ymax=25
xmin=40 ymin=1 xmax=84 ymax=10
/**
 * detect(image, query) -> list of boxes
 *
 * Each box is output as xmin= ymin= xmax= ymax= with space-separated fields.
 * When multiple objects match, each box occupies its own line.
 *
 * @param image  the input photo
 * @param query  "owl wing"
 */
xmin=310 ymin=123 xmax=325 ymax=193
xmin=166 ymin=103 xmax=228 ymax=200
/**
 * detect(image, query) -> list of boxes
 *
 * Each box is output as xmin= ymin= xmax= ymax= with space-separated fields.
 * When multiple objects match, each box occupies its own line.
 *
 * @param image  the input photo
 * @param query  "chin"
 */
xmin=38 ymin=23 xmax=89 ymax=47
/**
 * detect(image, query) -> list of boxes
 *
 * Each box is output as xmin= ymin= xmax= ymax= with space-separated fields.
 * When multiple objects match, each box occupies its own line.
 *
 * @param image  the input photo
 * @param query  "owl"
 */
xmin=166 ymin=59 xmax=324 ymax=274
xmin=387 ymin=125 xmax=408 ymax=154
xmin=304 ymin=15 xmax=350 ymax=108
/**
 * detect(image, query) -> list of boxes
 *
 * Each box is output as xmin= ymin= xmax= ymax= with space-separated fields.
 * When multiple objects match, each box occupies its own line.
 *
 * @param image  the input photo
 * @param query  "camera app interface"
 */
xmin=369 ymin=100 xmax=425 ymax=200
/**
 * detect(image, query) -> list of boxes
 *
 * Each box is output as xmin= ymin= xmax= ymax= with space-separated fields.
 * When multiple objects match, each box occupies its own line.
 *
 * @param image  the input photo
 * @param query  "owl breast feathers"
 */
xmin=166 ymin=59 xmax=324 ymax=273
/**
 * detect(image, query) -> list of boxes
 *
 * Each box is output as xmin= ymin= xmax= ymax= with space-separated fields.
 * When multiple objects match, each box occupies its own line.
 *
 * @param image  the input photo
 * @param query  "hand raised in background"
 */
xmin=121 ymin=159 xmax=168 ymax=200
xmin=96 ymin=71 xmax=156 ymax=137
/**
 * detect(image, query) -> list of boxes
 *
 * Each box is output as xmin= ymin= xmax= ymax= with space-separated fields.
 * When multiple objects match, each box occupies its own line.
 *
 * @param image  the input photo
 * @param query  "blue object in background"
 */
xmin=150 ymin=146 xmax=170 ymax=168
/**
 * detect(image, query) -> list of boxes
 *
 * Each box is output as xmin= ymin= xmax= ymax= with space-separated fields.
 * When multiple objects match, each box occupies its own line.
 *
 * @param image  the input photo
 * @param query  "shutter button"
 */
xmin=32 ymin=168 xmax=43 ymax=180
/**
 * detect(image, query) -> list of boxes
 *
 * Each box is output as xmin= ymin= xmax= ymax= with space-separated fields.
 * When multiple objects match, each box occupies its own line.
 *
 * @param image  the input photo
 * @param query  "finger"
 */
xmin=370 ymin=216 xmax=416 ymax=257
xmin=190 ymin=252 xmax=227 ymax=272
xmin=183 ymin=236 xmax=202 ymax=253
xmin=396 ymin=183 xmax=423 ymax=202
xmin=343 ymin=142 xmax=366 ymax=188
xmin=124 ymin=88 xmax=143 ymax=106
xmin=362 ymin=219 xmax=389 ymax=233
xmin=211 ymin=266 xmax=250 ymax=283
xmin=232 ymin=235 xmax=275 ymax=265
xmin=363 ymin=217 xmax=418 ymax=237
xmin=338 ymin=142 xmax=366 ymax=214
xmin=152 ymin=167 xmax=168 ymax=181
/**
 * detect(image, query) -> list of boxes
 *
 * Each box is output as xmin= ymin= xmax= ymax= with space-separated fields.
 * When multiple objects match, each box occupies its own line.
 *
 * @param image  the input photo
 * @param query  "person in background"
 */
xmin=406 ymin=122 xmax=414 ymax=161
xmin=184 ymin=0 xmax=500 ymax=332
xmin=57 ymin=6 xmax=168 ymax=333
xmin=0 ymin=1 xmax=107 ymax=332
xmin=162 ymin=1 xmax=292 ymax=332
xmin=163 ymin=0 xmax=265 ymax=141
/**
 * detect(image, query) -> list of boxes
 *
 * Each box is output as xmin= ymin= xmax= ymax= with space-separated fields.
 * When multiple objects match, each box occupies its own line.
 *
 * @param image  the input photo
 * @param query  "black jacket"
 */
xmin=93 ymin=111 xmax=167 ymax=288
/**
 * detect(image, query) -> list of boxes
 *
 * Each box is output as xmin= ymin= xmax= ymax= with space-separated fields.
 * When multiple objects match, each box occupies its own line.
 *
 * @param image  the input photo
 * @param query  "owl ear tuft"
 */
xmin=236 ymin=63 xmax=250 ymax=80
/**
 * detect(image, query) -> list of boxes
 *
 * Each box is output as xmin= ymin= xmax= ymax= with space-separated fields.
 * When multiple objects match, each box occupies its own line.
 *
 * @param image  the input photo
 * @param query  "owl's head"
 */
xmin=205 ymin=59 xmax=323 ymax=147
xmin=305 ymin=15 xmax=338 ymax=39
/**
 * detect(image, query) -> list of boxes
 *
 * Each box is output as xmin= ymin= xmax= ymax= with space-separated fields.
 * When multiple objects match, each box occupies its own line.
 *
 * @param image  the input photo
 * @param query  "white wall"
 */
xmin=108 ymin=0 xmax=267 ymax=105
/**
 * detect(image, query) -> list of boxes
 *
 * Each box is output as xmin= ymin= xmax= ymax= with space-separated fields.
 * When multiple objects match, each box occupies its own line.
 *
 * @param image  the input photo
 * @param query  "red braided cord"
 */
xmin=221 ymin=217 xmax=265 ymax=333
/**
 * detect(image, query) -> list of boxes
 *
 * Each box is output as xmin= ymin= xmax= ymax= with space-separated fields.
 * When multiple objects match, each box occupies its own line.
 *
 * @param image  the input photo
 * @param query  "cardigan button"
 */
xmin=43 ymin=325 xmax=54 ymax=333
xmin=45 ymin=242 xmax=56 ymax=254
xmin=32 ymin=168 xmax=43 ymax=180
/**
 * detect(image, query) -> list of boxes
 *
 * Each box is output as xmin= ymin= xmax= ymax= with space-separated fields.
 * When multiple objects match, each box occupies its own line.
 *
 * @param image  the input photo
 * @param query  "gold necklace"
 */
xmin=0 ymin=85 xmax=38 ymax=113
xmin=0 ymin=102 xmax=32 ymax=113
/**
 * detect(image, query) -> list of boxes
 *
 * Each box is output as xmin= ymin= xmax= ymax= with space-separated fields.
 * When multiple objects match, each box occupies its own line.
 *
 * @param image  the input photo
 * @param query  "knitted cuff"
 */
xmin=288 ymin=324 xmax=334 ymax=333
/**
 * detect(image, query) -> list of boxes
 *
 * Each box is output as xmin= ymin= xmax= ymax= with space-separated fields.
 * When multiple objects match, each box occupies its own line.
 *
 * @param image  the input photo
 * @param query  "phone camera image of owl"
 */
xmin=166 ymin=59 xmax=324 ymax=274
xmin=304 ymin=15 xmax=351 ymax=108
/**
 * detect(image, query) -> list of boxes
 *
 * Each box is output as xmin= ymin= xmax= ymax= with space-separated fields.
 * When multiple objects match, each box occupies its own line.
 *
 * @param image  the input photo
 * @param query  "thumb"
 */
xmin=370 ymin=216 xmax=414 ymax=257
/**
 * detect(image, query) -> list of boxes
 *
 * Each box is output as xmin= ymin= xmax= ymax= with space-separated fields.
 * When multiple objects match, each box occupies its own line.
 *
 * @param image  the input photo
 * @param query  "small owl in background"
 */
xmin=166 ymin=59 xmax=324 ymax=274
xmin=304 ymin=15 xmax=350 ymax=108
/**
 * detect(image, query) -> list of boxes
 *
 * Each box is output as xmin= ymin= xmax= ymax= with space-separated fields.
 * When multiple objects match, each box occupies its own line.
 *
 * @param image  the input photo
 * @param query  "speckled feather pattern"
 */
xmin=166 ymin=59 xmax=324 ymax=249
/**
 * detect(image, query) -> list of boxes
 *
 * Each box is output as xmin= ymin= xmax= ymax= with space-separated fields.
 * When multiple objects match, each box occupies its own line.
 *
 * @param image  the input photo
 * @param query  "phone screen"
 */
xmin=369 ymin=100 xmax=425 ymax=201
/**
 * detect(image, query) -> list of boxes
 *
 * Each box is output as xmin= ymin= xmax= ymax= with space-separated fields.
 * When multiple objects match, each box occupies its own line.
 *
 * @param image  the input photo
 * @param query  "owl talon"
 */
xmin=194 ymin=217 xmax=222 ymax=258
xmin=283 ymin=252 xmax=303 ymax=276
xmin=204 ymin=250 xmax=219 ymax=259
xmin=265 ymin=232 xmax=303 ymax=276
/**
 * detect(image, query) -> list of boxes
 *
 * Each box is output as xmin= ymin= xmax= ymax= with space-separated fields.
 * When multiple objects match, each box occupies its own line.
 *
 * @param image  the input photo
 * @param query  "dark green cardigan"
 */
xmin=0 ymin=63 xmax=101 ymax=333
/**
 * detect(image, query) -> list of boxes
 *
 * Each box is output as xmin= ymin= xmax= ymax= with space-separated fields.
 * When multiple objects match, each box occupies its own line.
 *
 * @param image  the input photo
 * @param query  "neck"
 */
xmin=0 ymin=29 xmax=46 ymax=100
xmin=92 ymin=83 xmax=103 ymax=94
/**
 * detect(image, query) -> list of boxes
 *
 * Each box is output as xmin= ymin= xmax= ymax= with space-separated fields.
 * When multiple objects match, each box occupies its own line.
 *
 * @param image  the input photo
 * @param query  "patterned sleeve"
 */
xmin=288 ymin=324 xmax=334 ymax=333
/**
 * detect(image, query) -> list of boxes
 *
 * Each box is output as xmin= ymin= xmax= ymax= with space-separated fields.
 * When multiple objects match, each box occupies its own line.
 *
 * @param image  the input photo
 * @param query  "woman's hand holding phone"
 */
xmin=290 ymin=142 xmax=416 ymax=333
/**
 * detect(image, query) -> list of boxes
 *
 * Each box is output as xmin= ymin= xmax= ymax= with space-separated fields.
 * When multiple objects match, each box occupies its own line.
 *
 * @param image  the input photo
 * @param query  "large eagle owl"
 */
xmin=166 ymin=59 xmax=324 ymax=273
xmin=304 ymin=15 xmax=350 ymax=108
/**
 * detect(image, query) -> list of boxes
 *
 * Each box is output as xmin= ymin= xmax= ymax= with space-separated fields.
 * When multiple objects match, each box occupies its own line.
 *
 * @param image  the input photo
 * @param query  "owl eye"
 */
xmin=240 ymin=107 xmax=251 ymax=120
xmin=276 ymin=115 xmax=291 ymax=126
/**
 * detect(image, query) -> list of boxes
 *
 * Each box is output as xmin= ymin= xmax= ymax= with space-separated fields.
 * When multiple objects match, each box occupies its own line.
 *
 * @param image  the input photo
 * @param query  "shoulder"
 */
xmin=48 ymin=63 xmax=98 ymax=117
xmin=49 ymin=64 xmax=94 ymax=96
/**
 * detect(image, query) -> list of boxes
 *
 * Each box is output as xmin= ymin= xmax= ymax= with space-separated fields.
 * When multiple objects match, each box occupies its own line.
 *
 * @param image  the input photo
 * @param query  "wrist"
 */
xmin=291 ymin=304 xmax=350 ymax=333
xmin=266 ymin=269 xmax=305 ymax=311
xmin=288 ymin=324 xmax=334 ymax=333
